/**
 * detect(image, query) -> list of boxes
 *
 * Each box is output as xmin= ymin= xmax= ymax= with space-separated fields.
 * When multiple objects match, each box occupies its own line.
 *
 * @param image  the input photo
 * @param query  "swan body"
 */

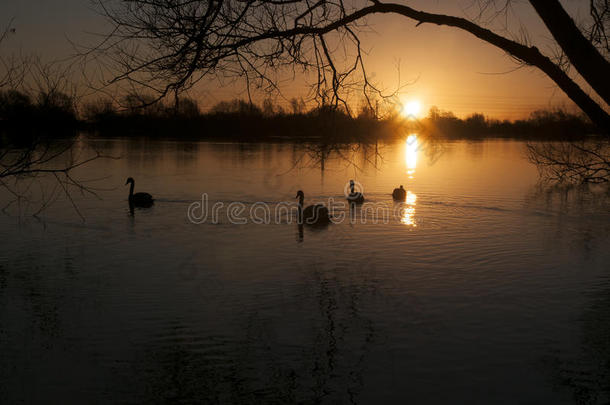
xmin=392 ymin=185 xmax=407 ymax=201
xmin=296 ymin=190 xmax=330 ymax=224
xmin=126 ymin=177 xmax=154 ymax=207
xmin=347 ymin=180 xmax=365 ymax=204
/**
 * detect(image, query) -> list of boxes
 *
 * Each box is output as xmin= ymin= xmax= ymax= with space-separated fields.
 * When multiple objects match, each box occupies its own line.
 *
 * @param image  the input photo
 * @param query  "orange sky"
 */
xmin=0 ymin=0 xmax=596 ymax=119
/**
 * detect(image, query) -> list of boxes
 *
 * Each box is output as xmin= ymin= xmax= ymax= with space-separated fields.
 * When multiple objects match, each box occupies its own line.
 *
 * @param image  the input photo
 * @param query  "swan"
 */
xmin=296 ymin=190 xmax=330 ymax=224
xmin=125 ymin=177 xmax=154 ymax=207
xmin=346 ymin=179 xmax=365 ymax=204
xmin=392 ymin=185 xmax=407 ymax=201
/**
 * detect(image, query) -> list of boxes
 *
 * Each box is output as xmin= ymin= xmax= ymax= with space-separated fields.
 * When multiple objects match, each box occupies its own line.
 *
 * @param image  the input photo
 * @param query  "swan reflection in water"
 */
xmin=296 ymin=216 xmax=333 ymax=243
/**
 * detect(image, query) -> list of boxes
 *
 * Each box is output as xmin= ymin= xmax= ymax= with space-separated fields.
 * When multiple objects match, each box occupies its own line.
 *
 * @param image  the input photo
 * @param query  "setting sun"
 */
xmin=403 ymin=100 xmax=422 ymax=118
xmin=2 ymin=1 xmax=607 ymax=402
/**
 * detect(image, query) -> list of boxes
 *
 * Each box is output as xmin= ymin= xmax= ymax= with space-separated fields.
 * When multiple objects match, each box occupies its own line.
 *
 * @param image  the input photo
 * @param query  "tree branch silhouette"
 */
xmin=93 ymin=0 xmax=609 ymax=130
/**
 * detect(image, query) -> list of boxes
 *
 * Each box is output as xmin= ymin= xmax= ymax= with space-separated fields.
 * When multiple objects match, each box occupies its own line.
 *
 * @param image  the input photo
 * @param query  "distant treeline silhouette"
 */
xmin=422 ymin=106 xmax=595 ymax=140
xmin=0 ymin=89 xmax=78 ymax=141
xmin=0 ymin=89 xmax=597 ymax=142
xmin=81 ymin=95 xmax=390 ymax=142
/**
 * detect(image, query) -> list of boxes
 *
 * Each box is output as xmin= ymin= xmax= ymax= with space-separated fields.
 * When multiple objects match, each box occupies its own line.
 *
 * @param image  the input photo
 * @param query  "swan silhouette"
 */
xmin=125 ymin=177 xmax=154 ymax=207
xmin=392 ymin=185 xmax=407 ymax=201
xmin=347 ymin=179 xmax=365 ymax=204
xmin=296 ymin=190 xmax=330 ymax=224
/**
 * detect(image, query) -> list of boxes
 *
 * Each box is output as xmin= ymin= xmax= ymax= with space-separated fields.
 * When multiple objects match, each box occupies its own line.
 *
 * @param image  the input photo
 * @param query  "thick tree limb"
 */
xmin=372 ymin=2 xmax=610 ymax=132
xmin=529 ymin=0 xmax=610 ymax=106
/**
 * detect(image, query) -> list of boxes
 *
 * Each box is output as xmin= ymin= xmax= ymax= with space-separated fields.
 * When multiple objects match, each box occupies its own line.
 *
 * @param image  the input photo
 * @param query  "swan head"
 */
xmin=295 ymin=190 xmax=304 ymax=199
xmin=125 ymin=177 xmax=134 ymax=185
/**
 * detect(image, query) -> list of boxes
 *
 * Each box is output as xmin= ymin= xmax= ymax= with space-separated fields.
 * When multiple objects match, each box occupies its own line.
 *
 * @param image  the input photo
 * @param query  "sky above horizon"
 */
xmin=0 ymin=0 xmax=598 ymax=119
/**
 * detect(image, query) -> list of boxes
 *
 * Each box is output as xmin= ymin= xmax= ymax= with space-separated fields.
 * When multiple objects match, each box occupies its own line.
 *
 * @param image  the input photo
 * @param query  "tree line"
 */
xmin=0 ymin=88 xmax=595 ymax=141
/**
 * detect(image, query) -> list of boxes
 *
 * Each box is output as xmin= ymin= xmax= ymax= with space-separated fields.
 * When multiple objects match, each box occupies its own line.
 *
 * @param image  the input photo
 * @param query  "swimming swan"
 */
xmin=392 ymin=185 xmax=407 ymax=201
xmin=296 ymin=190 xmax=330 ymax=224
xmin=347 ymin=179 xmax=365 ymax=204
xmin=125 ymin=177 xmax=154 ymax=207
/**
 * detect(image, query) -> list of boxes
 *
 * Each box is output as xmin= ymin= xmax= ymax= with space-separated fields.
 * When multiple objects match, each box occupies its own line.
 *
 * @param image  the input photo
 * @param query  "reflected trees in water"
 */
xmin=544 ymin=281 xmax=610 ymax=405
xmin=523 ymin=183 xmax=610 ymax=257
xmin=0 ymin=136 xmax=111 ymax=218
xmin=527 ymin=140 xmax=610 ymax=184
xmin=123 ymin=260 xmax=380 ymax=403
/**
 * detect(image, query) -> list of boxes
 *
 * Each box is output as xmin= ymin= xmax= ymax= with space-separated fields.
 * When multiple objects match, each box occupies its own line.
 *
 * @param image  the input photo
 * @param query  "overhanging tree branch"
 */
xmin=94 ymin=0 xmax=610 ymax=132
xmin=529 ymin=0 xmax=610 ymax=105
xmin=370 ymin=2 xmax=610 ymax=132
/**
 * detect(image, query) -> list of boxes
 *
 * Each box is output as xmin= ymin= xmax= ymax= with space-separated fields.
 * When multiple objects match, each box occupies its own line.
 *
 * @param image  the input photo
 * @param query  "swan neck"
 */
xmin=129 ymin=181 xmax=134 ymax=197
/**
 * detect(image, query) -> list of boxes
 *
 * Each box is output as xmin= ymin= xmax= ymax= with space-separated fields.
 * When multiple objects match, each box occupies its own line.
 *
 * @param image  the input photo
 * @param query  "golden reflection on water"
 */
xmin=402 ymin=134 xmax=418 ymax=227
xmin=401 ymin=191 xmax=417 ymax=227
xmin=406 ymin=190 xmax=417 ymax=205
xmin=406 ymin=134 xmax=417 ymax=179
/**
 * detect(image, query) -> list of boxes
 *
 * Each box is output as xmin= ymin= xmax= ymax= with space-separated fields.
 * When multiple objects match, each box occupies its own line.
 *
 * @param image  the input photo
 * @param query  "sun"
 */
xmin=402 ymin=100 xmax=422 ymax=118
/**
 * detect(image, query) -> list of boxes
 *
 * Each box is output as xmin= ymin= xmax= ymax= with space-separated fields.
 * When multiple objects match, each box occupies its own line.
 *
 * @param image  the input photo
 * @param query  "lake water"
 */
xmin=1 ymin=136 xmax=609 ymax=403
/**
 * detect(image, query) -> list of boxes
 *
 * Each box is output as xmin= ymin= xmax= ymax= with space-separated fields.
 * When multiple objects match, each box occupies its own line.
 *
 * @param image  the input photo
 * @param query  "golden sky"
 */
xmin=0 ymin=0 xmax=593 ymax=119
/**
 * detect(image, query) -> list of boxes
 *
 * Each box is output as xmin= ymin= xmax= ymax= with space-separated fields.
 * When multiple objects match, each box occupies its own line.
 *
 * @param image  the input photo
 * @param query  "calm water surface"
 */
xmin=1 ymin=136 xmax=609 ymax=403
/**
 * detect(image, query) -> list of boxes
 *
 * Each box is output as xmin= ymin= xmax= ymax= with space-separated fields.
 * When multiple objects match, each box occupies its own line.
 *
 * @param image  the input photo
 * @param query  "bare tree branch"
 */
xmin=90 ymin=0 xmax=609 ymax=131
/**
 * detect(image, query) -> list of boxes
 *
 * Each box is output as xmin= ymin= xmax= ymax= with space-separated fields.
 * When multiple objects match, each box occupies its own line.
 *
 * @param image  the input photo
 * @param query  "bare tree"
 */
xmin=91 ymin=0 xmax=609 ymax=131
xmin=1 ymin=20 xmax=110 ymax=217
xmin=583 ymin=0 xmax=609 ymax=56
xmin=90 ymin=0 xmax=408 ymax=115
xmin=0 ymin=19 xmax=29 ymax=90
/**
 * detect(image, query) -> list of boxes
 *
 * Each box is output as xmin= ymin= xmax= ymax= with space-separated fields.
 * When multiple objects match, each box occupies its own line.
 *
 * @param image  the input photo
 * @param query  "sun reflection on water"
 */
xmin=400 ymin=191 xmax=417 ymax=227
xmin=401 ymin=134 xmax=418 ymax=227
xmin=406 ymin=134 xmax=417 ymax=178
xmin=406 ymin=190 xmax=417 ymax=205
